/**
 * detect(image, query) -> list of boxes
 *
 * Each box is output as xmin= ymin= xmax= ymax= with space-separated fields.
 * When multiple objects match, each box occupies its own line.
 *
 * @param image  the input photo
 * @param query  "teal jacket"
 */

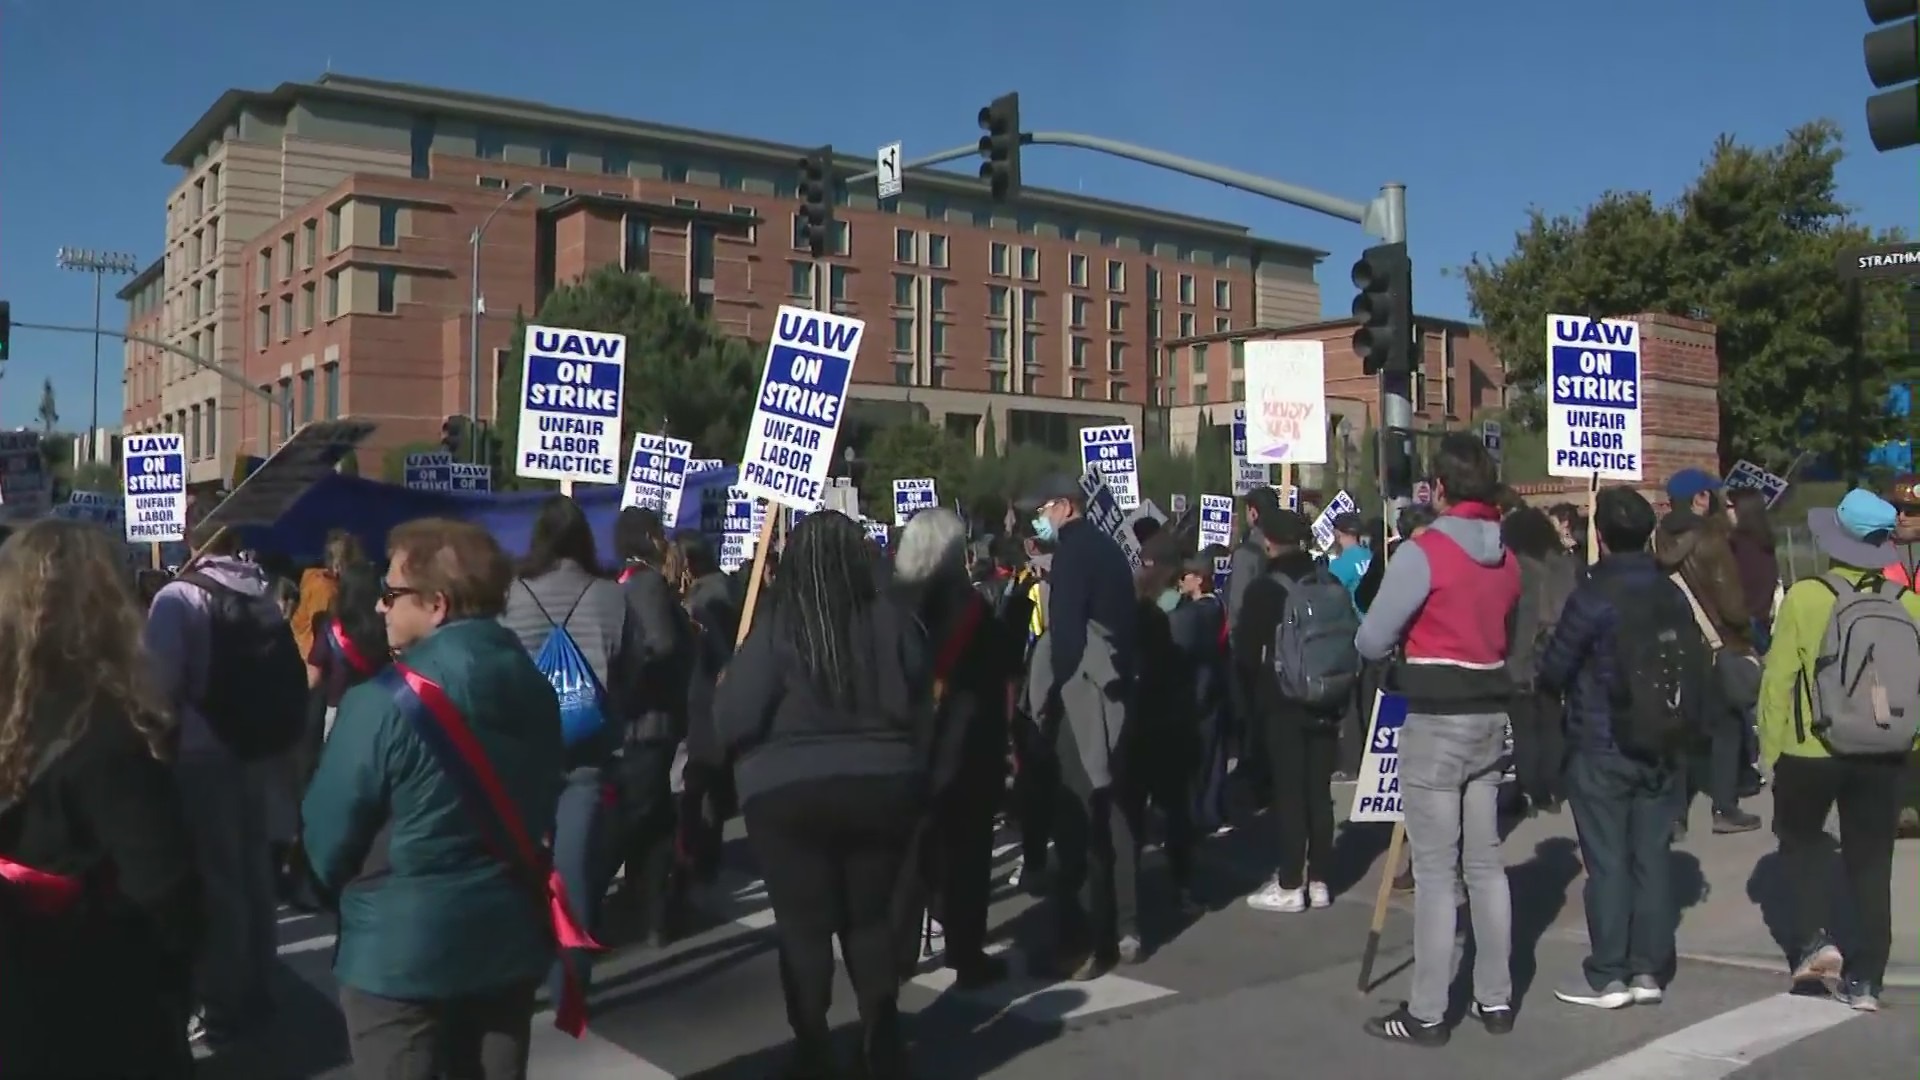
xmin=302 ymin=618 xmax=565 ymax=1000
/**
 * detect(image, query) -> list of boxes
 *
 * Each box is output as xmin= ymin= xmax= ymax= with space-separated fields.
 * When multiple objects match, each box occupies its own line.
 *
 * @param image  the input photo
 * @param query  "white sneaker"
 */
xmin=921 ymin=918 xmax=946 ymax=959
xmin=1246 ymin=879 xmax=1307 ymax=912
xmin=1007 ymin=857 xmax=1024 ymax=888
xmin=1307 ymin=881 xmax=1332 ymax=909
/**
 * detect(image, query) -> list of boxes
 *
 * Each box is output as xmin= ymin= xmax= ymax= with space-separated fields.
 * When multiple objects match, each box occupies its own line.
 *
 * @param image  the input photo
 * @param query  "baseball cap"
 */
xmin=1807 ymin=489 xmax=1898 ymax=567
xmin=1018 ymin=473 xmax=1082 ymax=510
xmin=1665 ymin=468 xmax=1722 ymax=504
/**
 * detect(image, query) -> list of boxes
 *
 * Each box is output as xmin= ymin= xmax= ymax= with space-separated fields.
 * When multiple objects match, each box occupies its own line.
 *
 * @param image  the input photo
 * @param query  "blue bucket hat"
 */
xmin=1807 ymin=489 xmax=1898 ymax=568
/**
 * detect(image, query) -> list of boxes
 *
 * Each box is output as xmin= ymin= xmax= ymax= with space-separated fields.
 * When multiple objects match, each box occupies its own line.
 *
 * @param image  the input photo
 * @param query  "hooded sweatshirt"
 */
xmin=144 ymin=555 xmax=279 ymax=761
xmin=1355 ymin=502 xmax=1520 ymax=715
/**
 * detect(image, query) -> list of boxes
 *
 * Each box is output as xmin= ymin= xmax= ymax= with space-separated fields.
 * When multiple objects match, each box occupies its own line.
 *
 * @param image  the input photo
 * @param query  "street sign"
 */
xmin=876 ymin=141 xmax=903 ymax=201
xmin=1481 ymin=419 xmax=1503 ymax=462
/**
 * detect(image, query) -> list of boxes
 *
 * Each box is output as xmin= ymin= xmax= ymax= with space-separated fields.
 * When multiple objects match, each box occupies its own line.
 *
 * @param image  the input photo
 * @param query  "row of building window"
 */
xmin=253 ymin=268 xmax=399 ymax=348
xmin=257 ymin=365 xmax=343 ymax=444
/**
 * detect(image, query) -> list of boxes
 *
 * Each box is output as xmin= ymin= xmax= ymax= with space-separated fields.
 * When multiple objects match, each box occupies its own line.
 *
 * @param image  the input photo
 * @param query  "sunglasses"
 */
xmin=378 ymin=583 xmax=420 ymax=607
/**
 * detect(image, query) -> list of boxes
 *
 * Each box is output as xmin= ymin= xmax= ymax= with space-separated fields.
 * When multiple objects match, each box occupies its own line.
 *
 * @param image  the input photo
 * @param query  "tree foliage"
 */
xmin=1461 ymin=121 xmax=1911 ymax=471
xmin=493 ymin=267 xmax=761 ymax=491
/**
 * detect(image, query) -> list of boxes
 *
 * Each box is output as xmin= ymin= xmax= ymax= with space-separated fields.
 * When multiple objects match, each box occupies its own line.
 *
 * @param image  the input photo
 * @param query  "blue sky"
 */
xmin=0 ymin=0 xmax=1911 ymax=431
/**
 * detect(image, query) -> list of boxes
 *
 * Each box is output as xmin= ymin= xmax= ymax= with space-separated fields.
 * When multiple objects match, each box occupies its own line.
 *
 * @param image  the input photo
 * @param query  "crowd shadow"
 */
xmin=1746 ymin=831 xmax=1854 ymax=970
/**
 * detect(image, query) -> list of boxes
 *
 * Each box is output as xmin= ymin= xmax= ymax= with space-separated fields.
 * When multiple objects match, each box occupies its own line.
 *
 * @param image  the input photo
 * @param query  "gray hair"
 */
xmin=893 ymin=507 xmax=968 ymax=587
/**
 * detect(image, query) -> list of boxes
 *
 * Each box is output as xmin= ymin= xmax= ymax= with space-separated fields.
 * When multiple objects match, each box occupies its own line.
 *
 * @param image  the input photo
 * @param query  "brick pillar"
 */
xmin=1515 ymin=312 xmax=1721 ymax=507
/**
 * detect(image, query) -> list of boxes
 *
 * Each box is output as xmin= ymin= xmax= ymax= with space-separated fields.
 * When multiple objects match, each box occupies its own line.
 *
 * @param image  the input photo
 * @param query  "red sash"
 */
xmin=0 ymin=857 xmax=85 ymax=917
xmin=329 ymin=619 xmax=382 ymax=677
xmin=933 ymin=593 xmax=987 ymax=704
xmin=617 ymin=567 xmax=637 ymax=585
xmin=375 ymin=663 xmax=602 ymax=1037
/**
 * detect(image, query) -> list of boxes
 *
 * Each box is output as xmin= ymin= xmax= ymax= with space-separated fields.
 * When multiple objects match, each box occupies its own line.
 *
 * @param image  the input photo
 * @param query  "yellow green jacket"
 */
xmin=1759 ymin=566 xmax=1920 ymax=768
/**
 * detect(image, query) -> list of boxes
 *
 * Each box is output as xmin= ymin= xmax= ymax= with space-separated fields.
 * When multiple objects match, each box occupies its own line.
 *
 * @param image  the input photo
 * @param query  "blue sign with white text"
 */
xmin=737 ymin=307 xmax=862 ymax=510
xmin=450 ymin=463 xmax=492 ymax=493
xmin=514 ymin=325 xmax=628 ymax=484
xmin=122 ymin=432 xmax=187 ymax=543
xmin=405 ymin=451 xmax=454 ymax=491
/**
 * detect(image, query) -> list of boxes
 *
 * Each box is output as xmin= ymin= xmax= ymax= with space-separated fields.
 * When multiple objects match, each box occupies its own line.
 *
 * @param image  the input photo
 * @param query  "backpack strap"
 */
xmin=0 ymin=737 xmax=75 ymax=821
xmin=1666 ymin=572 xmax=1724 ymax=652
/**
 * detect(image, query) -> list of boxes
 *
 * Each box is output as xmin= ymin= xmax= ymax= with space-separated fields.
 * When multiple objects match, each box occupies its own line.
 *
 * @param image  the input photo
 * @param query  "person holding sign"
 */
xmin=1354 ymin=434 xmax=1521 ymax=1047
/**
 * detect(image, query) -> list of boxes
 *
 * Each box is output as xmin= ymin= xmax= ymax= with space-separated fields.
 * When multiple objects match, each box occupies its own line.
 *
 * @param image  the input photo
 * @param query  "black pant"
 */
xmin=1230 ymin=666 xmax=1271 ymax=803
xmin=1772 ymin=753 xmax=1905 ymax=986
xmin=1510 ymin=689 xmax=1567 ymax=806
xmin=1051 ymin=722 xmax=1136 ymax=951
xmin=612 ymin=742 xmax=680 ymax=936
xmin=338 ymin=981 xmax=536 ymax=1080
xmin=1684 ymin=701 xmax=1743 ymax=817
xmin=926 ymin=766 xmax=1001 ymax=966
xmin=1120 ymin=721 xmax=1196 ymax=889
xmin=1012 ymin=714 xmax=1057 ymax=872
xmin=1267 ymin=710 xmax=1338 ymax=890
xmin=744 ymin=776 xmax=920 ymax=1073
xmin=1565 ymin=750 xmax=1683 ymax=988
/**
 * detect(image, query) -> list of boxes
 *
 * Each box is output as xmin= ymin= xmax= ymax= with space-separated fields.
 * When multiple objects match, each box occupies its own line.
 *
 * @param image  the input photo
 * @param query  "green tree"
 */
xmin=494 ymin=267 xmax=762 ymax=491
xmin=1461 ymin=121 xmax=1910 ymax=471
xmin=862 ymin=422 xmax=972 ymax=497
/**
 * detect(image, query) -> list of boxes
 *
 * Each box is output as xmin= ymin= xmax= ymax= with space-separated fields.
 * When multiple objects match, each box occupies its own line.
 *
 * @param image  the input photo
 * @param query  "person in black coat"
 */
xmin=0 ymin=520 xmax=203 ymax=1078
xmin=892 ymin=508 xmax=1017 ymax=989
xmin=1171 ymin=552 xmax=1232 ymax=835
xmin=675 ymin=530 xmax=740 ymax=887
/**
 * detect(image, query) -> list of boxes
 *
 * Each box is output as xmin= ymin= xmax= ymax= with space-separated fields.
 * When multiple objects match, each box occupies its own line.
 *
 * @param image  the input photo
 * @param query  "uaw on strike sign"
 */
xmin=515 ymin=326 xmax=627 ymax=485
xmin=736 ymin=306 xmax=862 ymax=511
xmin=122 ymin=433 xmax=187 ymax=543
xmin=1547 ymin=314 xmax=1642 ymax=482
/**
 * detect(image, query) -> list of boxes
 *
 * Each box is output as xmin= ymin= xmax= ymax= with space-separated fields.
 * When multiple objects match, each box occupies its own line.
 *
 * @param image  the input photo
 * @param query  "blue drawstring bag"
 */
xmin=522 ymin=584 xmax=609 ymax=747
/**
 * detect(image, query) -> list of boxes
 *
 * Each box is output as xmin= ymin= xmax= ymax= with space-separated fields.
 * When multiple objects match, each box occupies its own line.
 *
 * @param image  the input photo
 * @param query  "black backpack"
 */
xmin=1598 ymin=575 xmax=1710 ymax=761
xmin=179 ymin=572 xmax=308 ymax=760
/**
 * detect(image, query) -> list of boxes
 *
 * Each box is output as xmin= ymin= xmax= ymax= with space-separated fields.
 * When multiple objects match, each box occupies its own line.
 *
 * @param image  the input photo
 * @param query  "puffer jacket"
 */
xmin=1652 ymin=509 xmax=1754 ymax=656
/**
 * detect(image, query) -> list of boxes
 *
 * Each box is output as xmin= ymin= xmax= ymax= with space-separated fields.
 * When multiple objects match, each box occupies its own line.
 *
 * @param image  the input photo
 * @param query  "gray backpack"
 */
xmin=1797 ymin=572 xmax=1920 ymax=755
xmin=1271 ymin=566 xmax=1362 ymax=711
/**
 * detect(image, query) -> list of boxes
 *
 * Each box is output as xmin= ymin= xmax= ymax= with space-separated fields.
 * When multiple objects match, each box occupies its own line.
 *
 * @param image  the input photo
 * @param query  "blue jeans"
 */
xmin=176 ymin=755 xmax=278 ymax=1040
xmin=548 ymin=765 xmax=613 ymax=1006
xmin=1566 ymin=750 xmax=1684 ymax=988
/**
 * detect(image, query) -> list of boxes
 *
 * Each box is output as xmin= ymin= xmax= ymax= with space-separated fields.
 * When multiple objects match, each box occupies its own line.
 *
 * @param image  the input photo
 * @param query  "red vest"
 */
xmin=1403 ymin=517 xmax=1520 ymax=669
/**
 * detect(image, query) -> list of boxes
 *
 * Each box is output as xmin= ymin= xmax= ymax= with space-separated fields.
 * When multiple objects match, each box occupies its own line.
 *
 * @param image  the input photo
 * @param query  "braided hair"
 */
xmin=777 ymin=510 xmax=880 ymax=708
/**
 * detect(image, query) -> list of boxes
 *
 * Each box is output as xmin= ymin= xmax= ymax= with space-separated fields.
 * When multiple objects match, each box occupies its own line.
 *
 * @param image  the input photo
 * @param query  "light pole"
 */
xmin=55 ymin=248 xmax=137 ymax=463
xmin=469 ymin=183 xmax=533 ymax=464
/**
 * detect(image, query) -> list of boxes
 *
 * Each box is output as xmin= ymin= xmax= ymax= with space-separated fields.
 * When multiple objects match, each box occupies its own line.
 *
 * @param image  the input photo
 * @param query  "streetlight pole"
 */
xmin=469 ymin=184 xmax=533 ymax=464
xmin=55 ymin=248 xmax=137 ymax=463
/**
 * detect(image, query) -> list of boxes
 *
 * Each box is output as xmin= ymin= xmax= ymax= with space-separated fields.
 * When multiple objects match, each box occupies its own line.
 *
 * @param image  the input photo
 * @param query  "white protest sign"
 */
xmin=1546 ymin=315 xmax=1642 ymax=481
xmin=1724 ymin=460 xmax=1790 ymax=508
xmin=1230 ymin=406 xmax=1272 ymax=495
xmin=622 ymin=434 xmax=694 ymax=528
xmin=122 ymin=433 xmax=187 ymax=543
xmin=1481 ymin=419 xmax=1503 ymax=463
xmin=1169 ymin=493 xmax=1188 ymax=515
xmin=1349 ymin=691 xmax=1408 ymax=823
xmin=738 ymin=306 xmax=862 ymax=512
xmin=863 ymin=519 xmax=891 ymax=549
xmin=1242 ymin=340 xmax=1328 ymax=464
xmin=1079 ymin=424 xmax=1139 ymax=511
xmin=1198 ymin=494 xmax=1234 ymax=550
xmin=720 ymin=486 xmax=758 ymax=572
xmin=1079 ymin=469 xmax=1144 ymax=570
xmin=892 ymin=477 xmax=937 ymax=526
xmin=515 ymin=325 xmax=626 ymax=485
xmin=1310 ymin=489 xmax=1357 ymax=553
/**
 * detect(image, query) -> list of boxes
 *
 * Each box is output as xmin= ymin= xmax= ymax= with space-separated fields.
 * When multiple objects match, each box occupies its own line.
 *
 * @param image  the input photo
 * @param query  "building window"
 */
xmin=1071 ymin=378 xmax=1090 ymax=400
xmin=1070 ymin=296 xmax=1089 ymax=328
xmin=893 ymin=317 xmax=914 ymax=353
xmin=1069 ymin=253 xmax=1089 ymax=288
xmin=927 ymin=233 xmax=949 ymax=269
xmin=543 ymin=139 xmax=569 ymax=168
xmin=930 ymin=279 xmax=950 ymax=312
xmin=278 ymin=379 xmax=294 ymax=439
xmin=301 ymin=221 xmax=317 ymax=268
xmin=375 ymin=268 xmax=398 ymax=314
xmin=1214 ymin=316 xmax=1230 ymax=333
xmin=989 ymin=372 xmax=1008 ymax=393
xmin=299 ymin=371 xmax=315 ymax=423
xmin=790 ymin=213 xmax=807 ymax=251
xmin=1148 ymin=307 xmax=1162 ymax=340
xmin=622 ymin=214 xmax=650 ymax=273
xmin=189 ymin=404 xmax=202 ymax=460
xmin=672 ymin=196 xmax=699 ymax=209
xmin=1022 ymin=373 xmax=1040 ymax=395
xmin=300 ymin=283 xmax=315 ymax=330
xmin=989 ymin=242 xmax=1010 ymax=278
xmin=1071 ymin=337 xmax=1089 ymax=369
xmin=1214 ymin=279 xmax=1232 ymax=308
xmin=1107 ymin=259 xmax=1126 ymax=292
xmin=1192 ymin=343 xmax=1209 ymax=373
xmin=324 ymin=271 xmax=340 ymax=319
xmin=257 ymin=249 xmax=272 ymax=292
xmin=931 ymin=322 xmax=949 ymax=355
xmin=728 ymin=204 xmax=757 ymax=243
xmin=323 ymin=363 xmax=339 ymax=419
xmin=893 ymin=362 xmax=914 ymax=387
xmin=788 ymin=261 xmax=812 ymax=299
xmin=1022 ymin=331 xmax=1039 ymax=365
xmin=1179 ymin=312 xmax=1196 ymax=337
xmin=988 ymin=327 xmax=1008 ymax=361
xmin=1108 ymin=299 xmax=1125 ymax=333
xmin=477 ymin=176 xmax=507 ymax=190
xmin=279 ymin=296 xmax=293 ymax=339
xmin=690 ymin=224 xmax=716 ymax=281
xmin=1179 ymin=273 xmax=1196 ymax=305
xmin=1108 ymin=341 xmax=1125 ymax=373
xmin=987 ymin=285 xmax=1009 ymax=317
xmin=280 ymin=235 xmax=294 ymax=277
xmin=543 ymin=184 xmax=571 ymax=198
xmin=830 ymin=220 xmax=851 ymax=257
xmin=894 ymin=228 xmax=917 ymax=264
xmin=1108 ymin=381 xmax=1127 ymax=402
xmin=377 ymin=203 xmax=400 ymax=247
xmin=203 ymin=398 xmax=218 ymax=457
xmin=326 ymin=207 xmax=342 ymax=252
xmin=254 ymin=305 xmax=269 ymax=349
xmin=476 ymin=128 xmax=504 ymax=160
xmin=1231 ymin=341 xmax=1246 ymax=369
xmin=1022 ymin=291 xmax=1041 ymax=322
xmin=829 ymin=265 xmax=849 ymax=301
xmin=893 ymin=274 xmax=914 ymax=307
xmin=410 ymin=116 xmax=435 ymax=179
xmin=1230 ymin=379 xmax=1245 ymax=403
xmin=1018 ymin=247 xmax=1039 ymax=281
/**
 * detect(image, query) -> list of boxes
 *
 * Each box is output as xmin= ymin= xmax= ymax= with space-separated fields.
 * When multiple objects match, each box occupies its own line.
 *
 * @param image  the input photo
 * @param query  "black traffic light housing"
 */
xmin=797 ymin=146 xmax=834 ymax=259
xmin=0 ymin=300 xmax=11 ymax=363
xmin=1865 ymin=0 xmax=1919 ymax=152
xmin=441 ymin=415 xmax=468 ymax=458
xmin=977 ymin=93 xmax=1022 ymax=202
xmin=1351 ymin=242 xmax=1413 ymax=377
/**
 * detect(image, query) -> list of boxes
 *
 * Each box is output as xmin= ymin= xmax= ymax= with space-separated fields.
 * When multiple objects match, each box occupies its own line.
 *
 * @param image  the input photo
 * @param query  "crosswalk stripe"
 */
xmin=1561 ymin=993 xmax=1860 ymax=1080
xmin=528 ymin=1019 xmax=676 ymax=1079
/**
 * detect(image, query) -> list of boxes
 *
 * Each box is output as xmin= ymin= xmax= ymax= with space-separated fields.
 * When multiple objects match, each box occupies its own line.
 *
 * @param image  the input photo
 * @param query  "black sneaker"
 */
xmin=1469 ymin=1000 xmax=1515 ymax=1034
xmin=1364 ymin=1004 xmax=1450 ymax=1047
xmin=1713 ymin=808 xmax=1761 ymax=834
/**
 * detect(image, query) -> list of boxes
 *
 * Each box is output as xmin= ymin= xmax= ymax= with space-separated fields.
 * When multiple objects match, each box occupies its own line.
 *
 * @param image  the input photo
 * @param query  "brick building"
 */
xmin=119 ymin=73 xmax=1330 ymax=482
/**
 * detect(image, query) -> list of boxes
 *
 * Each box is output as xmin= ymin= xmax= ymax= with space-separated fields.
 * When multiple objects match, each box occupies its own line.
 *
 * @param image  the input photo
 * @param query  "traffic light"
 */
xmin=796 ymin=146 xmax=834 ymax=259
xmin=1351 ymin=242 xmax=1413 ymax=377
xmin=977 ymin=93 xmax=1022 ymax=202
xmin=441 ymin=415 xmax=468 ymax=457
xmin=1865 ymin=0 xmax=1919 ymax=152
xmin=0 ymin=300 xmax=11 ymax=363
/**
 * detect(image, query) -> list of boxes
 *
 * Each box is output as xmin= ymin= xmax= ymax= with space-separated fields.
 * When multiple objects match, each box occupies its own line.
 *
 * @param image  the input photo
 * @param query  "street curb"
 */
xmin=1676 ymin=949 xmax=1920 ymax=989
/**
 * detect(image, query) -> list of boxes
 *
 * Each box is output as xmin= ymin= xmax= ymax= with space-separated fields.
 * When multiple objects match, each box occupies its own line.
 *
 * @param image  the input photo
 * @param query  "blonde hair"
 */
xmin=0 ymin=520 xmax=173 ymax=799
